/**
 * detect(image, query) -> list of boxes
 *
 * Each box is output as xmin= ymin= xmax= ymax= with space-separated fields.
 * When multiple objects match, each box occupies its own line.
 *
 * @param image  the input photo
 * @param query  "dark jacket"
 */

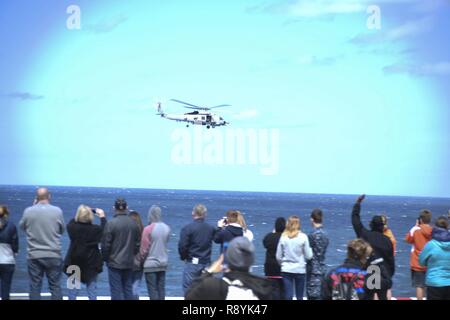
xmin=262 ymin=232 xmax=282 ymax=276
xmin=214 ymin=224 xmax=243 ymax=253
xmin=322 ymin=258 xmax=368 ymax=300
xmin=0 ymin=219 xmax=19 ymax=264
xmin=351 ymin=203 xmax=395 ymax=277
xmin=178 ymin=218 xmax=216 ymax=265
xmin=64 ymin=218 xmax=106 ymax=283
xmin=101 ymin=212 xmax=141 ymax=269
xmin=185 ymin=271 xmax=273 ymax=300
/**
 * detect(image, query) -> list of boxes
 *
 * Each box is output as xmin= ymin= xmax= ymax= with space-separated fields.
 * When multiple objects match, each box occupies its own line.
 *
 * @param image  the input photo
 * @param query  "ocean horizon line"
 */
xmin=1 ymin=184 xmax=448 ymax=200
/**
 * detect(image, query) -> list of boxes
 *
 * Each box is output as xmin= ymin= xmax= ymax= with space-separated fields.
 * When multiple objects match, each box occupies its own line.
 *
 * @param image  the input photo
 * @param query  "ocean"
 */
xmin=1 ymin=185 xmax=449 ymax=298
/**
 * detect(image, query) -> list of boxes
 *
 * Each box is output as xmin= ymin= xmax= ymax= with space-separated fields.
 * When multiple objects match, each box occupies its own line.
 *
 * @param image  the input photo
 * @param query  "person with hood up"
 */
xmin=263 ymin=217 xmax=286 ymax=299
xmin=405 ymin=209 xmax=433 ymax=300
xmin=185 ymin=236 xmax=273 ymax=300
xmin=419 ymin=216 xmax=450 ymax=300
xmin=140 ymin=205 xmax=171 ymax=300
xmin=351 ymin=194 xmax=395 ymax=300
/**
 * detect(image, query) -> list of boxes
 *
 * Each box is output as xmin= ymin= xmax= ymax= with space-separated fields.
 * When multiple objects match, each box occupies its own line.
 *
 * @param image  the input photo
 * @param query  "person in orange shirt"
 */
xmin=405 ymin=209 xmax=433 ymax=300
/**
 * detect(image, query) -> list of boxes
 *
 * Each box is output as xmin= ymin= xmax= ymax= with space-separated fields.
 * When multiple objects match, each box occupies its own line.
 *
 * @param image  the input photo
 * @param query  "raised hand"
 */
xmin=356 ymin=194 xmax=366 ymax=204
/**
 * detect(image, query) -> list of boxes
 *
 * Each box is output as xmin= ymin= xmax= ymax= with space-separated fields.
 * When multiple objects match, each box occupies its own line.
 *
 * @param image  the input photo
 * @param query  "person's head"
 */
xmin=226 ymin=210 xmax=240 ymax=224
xmin=0 ymin=205 xmax=9 ymax=219
xmin=347 ymin=238 xmax=373 ymax=266
xmin=148 ymin=205 xmax=162 ymax=224
xmin=192 ymin=204 xmax=207 ymax=219
xmin=129 ymin=210 xmax=144 ymax=233
xmin=435 ymin=216 xmax=449 ymax=230
xmin=75 ymin=205 xmax=94 ymax=224
xmin=419 ymin=209 xmax=432 ymax=225
xmin=369 ymin=215 xmax=384 ymax=233
xmin=36 ymin=187 xmax=50 ymax=203
xmin=282 ymin=215 xmax=301 ymax=239
xmin=310 ymin=209 xmax=323 ymax=225
xmin=274 ymin=217 xmax=286 ymax=233
xmin=225 ymin=236 xmax=255 ymax=272
xmin=114 ymin=198 xmax=127 ymax=212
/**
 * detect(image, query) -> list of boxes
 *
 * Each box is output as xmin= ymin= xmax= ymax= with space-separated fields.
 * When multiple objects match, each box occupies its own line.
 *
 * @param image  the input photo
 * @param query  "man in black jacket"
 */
xmin=101 ymin=198 xmax=141 ymax=300
xmin=351 ymin=194 xmax=395 ymax=300
xmin=178 ymin=204 xmax=216 ymax=294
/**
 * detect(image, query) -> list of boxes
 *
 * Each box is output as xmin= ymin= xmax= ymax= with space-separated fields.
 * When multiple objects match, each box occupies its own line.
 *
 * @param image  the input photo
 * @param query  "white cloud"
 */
xmin=289 ymin=1 xmax=364 ymax=17
xmin=351 ymin=16 xmax=434 ymax=45
xmin=386 ymin=16 xmax=433 ymax=40
xmin=85 ymin=14 xmax=128 ymax=34
xmin=383 ymin=62 xmax=450 ymax=76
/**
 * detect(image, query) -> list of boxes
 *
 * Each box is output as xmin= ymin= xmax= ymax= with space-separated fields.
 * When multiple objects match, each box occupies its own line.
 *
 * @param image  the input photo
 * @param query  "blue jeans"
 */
xmin=132 ymin=270 xmax=143 ymax=300
xmin=145 ymin=271 xmax=166 ymax=300
xmin=108 ymin=267 xmax=134 ymax=300
xmin=67 ymin=277 xmax=97 ymax=300
xmin=182 ymin=263 xmax=207 ymax=295
xmin=0 ymin=264 xmax=15 ymax=300
xmin=282 ymin=272 xmax=306 ymax=300
xmin=28 ymin=258 xmax=63 ymax=300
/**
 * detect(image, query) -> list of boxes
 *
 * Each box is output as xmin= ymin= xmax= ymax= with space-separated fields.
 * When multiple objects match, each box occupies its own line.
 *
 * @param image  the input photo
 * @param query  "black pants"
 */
xmin=427 ymin=286 xmax=450 ymax=300
xmin=0 ymin=264 xmax=15 ymax=300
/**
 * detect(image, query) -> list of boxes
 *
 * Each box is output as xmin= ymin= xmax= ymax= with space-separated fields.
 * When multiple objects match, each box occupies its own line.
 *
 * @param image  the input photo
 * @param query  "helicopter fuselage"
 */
xmin=161 ymin=112 xmax=227 ymax=128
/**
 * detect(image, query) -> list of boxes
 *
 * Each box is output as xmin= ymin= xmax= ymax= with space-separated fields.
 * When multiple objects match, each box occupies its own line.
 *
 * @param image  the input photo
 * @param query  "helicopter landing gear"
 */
xmin=206 ymin=125 xmax=211 ymax=129
xmin=186 ymin=124 xmax=189 ymax=128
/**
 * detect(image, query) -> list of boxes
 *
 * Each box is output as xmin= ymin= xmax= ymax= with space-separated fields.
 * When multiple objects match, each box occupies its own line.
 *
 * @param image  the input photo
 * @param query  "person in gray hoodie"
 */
xmin=140 ymin=205 xmax=171 ymax=300
xmin=276 ymin=215 xmax=313 ymax=300
xmin=19 ymin=187 xmax=65 ymax=300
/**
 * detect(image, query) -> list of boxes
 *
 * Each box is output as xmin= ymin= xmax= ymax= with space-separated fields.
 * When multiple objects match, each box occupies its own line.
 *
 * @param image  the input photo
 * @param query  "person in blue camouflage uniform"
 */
xmin=306 ymin=209 xmax=329 ymax=300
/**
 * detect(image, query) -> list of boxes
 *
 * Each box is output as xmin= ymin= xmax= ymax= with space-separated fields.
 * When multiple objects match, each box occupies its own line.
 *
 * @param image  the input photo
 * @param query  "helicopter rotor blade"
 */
xmin=210 ymin=104 xmax=231 ymax=109
xmin=170 ymin=99 xmax=205 ymax=109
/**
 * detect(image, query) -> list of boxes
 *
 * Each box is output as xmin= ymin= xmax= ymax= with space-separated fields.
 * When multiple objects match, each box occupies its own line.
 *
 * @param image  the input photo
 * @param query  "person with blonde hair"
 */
xmin=64 ymin=205 xmax=106 ymax=300
xmin=276 ymin=215 xmax=312 ymax=300
xmin=237 ymin=212 xmax=254 ymax=242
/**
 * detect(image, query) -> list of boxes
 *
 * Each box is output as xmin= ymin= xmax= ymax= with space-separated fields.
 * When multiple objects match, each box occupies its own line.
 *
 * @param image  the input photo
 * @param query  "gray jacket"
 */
xmin=101 ymin=211 xmax=141 ymax=269
xmin=140 ymin=206 xmax=171 ymax=272
xmin=19 ymin=203 xmax=65 ymax=260
xmin=276 ymin=232 xmax=313 ymax=274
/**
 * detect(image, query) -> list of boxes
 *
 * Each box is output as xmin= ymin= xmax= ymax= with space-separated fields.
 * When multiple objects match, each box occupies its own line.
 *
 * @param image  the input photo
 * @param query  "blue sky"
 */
xmin=1 ymin=0 xmax=449 ymax=197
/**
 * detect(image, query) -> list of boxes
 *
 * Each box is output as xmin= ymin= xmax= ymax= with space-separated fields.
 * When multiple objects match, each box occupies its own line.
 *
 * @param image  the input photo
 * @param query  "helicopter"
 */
xmin=156 ymin=99 xmax=230 ymax=129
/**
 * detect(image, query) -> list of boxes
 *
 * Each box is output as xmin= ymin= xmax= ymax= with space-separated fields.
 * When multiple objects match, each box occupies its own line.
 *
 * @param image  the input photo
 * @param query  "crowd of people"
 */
xmin=0 ymin=187 xmax=449 ymax=300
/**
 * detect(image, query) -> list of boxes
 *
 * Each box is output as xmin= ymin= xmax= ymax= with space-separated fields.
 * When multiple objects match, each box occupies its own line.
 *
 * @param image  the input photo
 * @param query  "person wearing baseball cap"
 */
xmin=351 ymin=194 xmax=395 ymax=300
